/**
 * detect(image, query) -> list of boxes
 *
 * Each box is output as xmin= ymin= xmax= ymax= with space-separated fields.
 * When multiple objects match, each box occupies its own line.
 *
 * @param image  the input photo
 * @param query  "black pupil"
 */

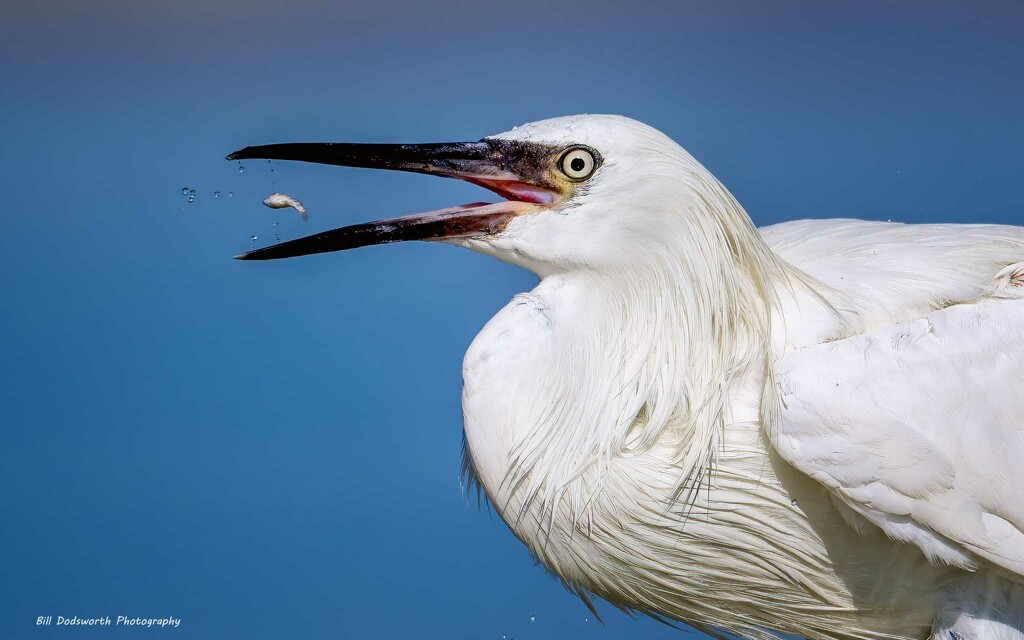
xmin=570 ymin=156 xmax=586 ymax=172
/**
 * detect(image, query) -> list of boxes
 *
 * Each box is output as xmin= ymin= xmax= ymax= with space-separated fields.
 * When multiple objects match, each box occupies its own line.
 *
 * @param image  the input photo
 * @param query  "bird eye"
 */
xmin=559 ymin=147 xmax=596 ymax=181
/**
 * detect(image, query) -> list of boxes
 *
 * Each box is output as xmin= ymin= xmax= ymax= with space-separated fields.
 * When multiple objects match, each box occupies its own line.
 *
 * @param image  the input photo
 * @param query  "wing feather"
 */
xmin=773 ymin=299 xmax=1024 ymax=576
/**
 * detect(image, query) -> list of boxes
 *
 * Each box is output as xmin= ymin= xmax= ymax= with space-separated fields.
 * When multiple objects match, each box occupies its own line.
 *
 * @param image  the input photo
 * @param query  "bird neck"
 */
xmin=493 ymin=207 xmax=797 ymax=519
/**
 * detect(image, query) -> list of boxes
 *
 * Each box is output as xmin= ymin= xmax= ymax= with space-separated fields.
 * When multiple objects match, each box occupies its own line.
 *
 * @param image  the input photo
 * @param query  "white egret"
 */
xmin=229 ymin=115 xmax=1024 ymax=640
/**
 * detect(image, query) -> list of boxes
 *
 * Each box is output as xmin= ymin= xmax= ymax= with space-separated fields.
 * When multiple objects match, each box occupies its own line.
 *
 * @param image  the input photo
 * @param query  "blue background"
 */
xmin=1 ymin=1 xmax=1021 ymax=638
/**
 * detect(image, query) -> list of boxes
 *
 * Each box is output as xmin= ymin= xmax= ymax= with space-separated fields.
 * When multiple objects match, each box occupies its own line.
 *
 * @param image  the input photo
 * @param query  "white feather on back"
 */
xmin=774 ymin=298 xmax=1024 ymax=575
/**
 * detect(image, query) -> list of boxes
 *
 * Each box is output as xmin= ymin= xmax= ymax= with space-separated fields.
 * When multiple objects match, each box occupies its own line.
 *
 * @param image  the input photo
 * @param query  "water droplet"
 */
xmin=530 ymin=616 xmax=536 ymax=623
xmin=273 ymin=222 xmax=280 ymax=242
xmin=181 ymin=187 xmax=189 ymax=195
xmin=790 ymin=499 xmax=798 ymax=506
xmin=228 ymin=191 xmax=234 ymax=197
xmin=249 ymin=235 xmax=258 ymax=249
xmin=187 ymin=188 xmax=196 ymax=203
xmin=238 ymin=163 xmax=245 ymax=173
xmin=584 ymin=618 xmax=589 ymax=623
xmin=213 ymin=191 xmax=220 ymax=198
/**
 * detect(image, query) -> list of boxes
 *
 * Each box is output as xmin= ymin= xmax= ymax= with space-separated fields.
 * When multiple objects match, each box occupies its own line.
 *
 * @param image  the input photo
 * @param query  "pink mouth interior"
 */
xmin=463 ymin=178 xmax=559 ymax=205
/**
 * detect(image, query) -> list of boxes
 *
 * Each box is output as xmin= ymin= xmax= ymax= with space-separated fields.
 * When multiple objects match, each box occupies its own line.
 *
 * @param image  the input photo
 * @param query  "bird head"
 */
xmin=229 ymin=115 xmax=727 ymax=276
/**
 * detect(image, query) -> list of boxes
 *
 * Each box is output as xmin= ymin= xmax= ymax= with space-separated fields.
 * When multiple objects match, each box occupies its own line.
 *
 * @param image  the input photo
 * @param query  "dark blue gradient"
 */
xmin=1 ymin=2 xmax=1021 ymax=638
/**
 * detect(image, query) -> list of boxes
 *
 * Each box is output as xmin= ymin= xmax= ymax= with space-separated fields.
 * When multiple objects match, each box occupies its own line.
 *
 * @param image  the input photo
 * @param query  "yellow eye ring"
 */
xmin=559 ymin=147 xmax=596 ymax=181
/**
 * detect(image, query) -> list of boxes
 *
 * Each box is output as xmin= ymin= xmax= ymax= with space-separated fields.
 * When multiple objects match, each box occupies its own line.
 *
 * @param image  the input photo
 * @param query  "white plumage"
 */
xmin=232 ymin=114 xmax=1023 ymax=639
xmin=454 ymin=116 xmax=1024 ymax=639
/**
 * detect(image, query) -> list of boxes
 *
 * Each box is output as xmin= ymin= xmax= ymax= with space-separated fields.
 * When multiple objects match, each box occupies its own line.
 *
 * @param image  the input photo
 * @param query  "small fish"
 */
xmin=262 ymin=192 xmax=308 ymax=220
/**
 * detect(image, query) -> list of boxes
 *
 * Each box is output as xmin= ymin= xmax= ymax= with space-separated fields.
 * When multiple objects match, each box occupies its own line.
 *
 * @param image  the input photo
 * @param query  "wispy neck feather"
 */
xmin=479 ymin=164 xmax=808 ymax=525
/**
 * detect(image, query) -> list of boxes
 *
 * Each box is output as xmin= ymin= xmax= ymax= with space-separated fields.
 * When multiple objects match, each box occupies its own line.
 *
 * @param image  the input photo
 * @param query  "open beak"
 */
xmin=226 ymin=140 xmax=560 ymax=260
